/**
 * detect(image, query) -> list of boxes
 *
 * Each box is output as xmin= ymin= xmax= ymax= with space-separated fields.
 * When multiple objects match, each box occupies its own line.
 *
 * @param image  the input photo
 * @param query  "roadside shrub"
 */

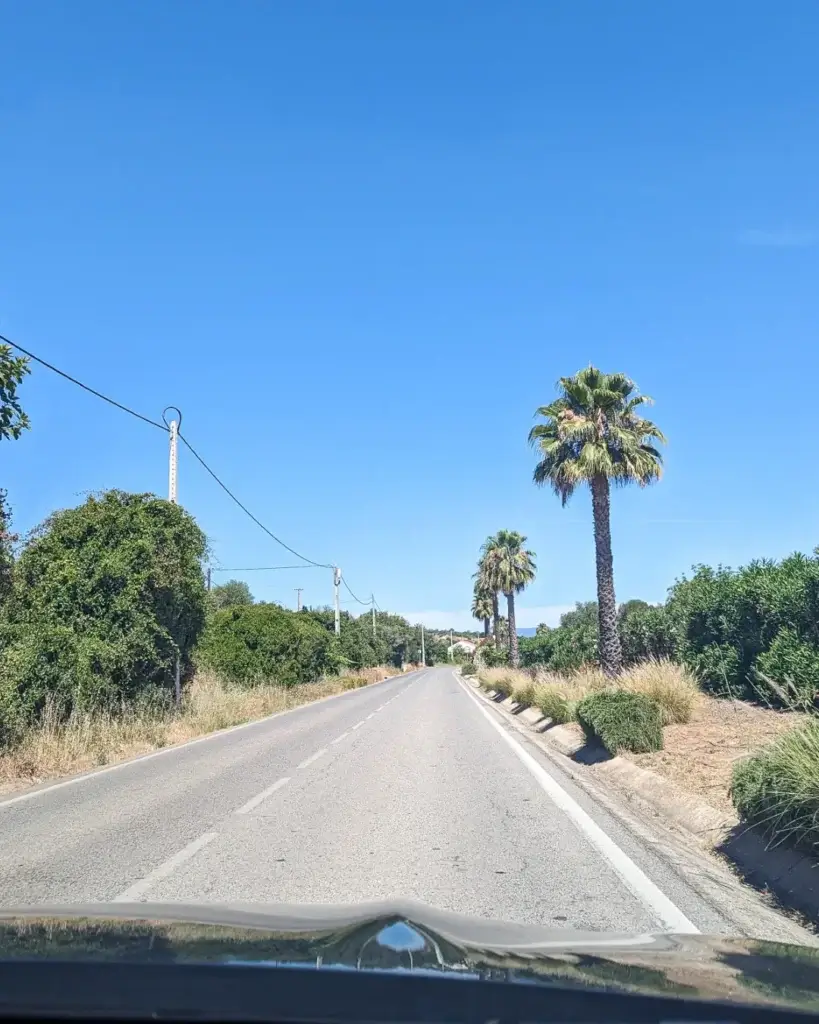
xmin=0 ymin=491 xmax=207 ymax=726
xmin=576 ymin=690 xmax=664 ymax=754
xmin=478 ymin=667 xmax=528 ymax=699
xmin=620 ymin=605 xmax=677 ymax=665
xmin=687 ymin=642 xmax=743 ymax=697
xmin=341 ymin=676 xmax=367 ymax=690
xmin=755 ymin=629 xmax=819 ymax=711
xmin=480 ymin=645 xmax=510 ymax=668
xmin=535 ymin=686 xmax=575 ymax=724
xmin=460 ymin=661 xmax=478 ymax=677
xmin=197 ymin=603 xmax=341 ymax=687
xmin=512 ymin=680 xmax=537 ymax=707
xmin=620 ymin=659 xmax=699 ymax=725
xmin=731 ymin=722 xmax=819 ymax=853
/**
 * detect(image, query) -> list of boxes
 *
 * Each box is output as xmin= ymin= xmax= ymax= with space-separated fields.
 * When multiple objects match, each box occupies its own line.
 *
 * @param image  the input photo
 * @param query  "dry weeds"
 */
xmin=0 ymin=666 xmax=400 ymax=794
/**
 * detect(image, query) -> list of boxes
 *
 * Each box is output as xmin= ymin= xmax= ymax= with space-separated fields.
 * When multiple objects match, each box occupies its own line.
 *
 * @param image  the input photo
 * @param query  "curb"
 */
xmin=466 ymin=675 xmax=819 ymax=931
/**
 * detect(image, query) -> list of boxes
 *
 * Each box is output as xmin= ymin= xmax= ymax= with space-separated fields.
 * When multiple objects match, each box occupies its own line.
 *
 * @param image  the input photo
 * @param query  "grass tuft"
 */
xmin=621 ymin=659 xmax=699 ymax=725
xmin=731 ymin=721 xmax=819 ymax=853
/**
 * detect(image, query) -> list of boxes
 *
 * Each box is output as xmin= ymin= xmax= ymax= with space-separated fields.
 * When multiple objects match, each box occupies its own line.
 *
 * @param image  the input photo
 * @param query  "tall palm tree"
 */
xmin=529 ymin=366 xmax=666 ymax=676
xmin=471 ymin=588 xmax=494 ymax=638
xmin=475 ymin=537 xmax=502 ymax=648
xmin=481 ymin=530 xmax=536 ymax=667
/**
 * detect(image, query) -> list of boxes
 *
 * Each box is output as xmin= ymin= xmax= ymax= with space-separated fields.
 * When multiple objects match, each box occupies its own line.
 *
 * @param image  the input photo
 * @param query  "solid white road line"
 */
xmin=352 ymin=720 xmax=366 ymax=730
xmin=296 ymin=747 xmax=327 ymax=770
xmin=234 ymin=777 xmax=291 ymax=815
xmin=331 ymin=731 xmax=350 ymax=745
xmin=455 ymin=673 xmax=700 ymax=935
xmin=114 ymin=832 xmax=218 ymax=902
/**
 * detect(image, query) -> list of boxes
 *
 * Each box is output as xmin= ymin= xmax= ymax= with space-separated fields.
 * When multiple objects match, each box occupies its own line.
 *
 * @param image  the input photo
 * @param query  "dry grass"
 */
xmin=479 ymin=659 xmax=699 ymax=729
xmin=0 ymin=666 xmax=400 ymax=794
xmin=620 ymin=659 xmax=700 ymax=725
xmin=619 ymin=695 xmax=806 ymax=815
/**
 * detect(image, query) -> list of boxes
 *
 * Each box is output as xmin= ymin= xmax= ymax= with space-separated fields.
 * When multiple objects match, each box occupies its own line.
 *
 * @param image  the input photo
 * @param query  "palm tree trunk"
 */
xmin=591 ymin=473 xmax=623 ymax=676
xmin=492 ymin=593 xmax=500 ymax=649
xmin=507 ymin=591 xmax=519 ymax=667
xmin=483 ymin=617 xmax=490 ymax=639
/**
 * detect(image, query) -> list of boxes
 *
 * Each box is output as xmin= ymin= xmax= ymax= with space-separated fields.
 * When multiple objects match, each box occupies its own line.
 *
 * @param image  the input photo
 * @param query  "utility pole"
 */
xmin=168 ymin=418 xmax=181 ymax=706
xmin=168 ymin=418 xmax=178 ymax=505
xmin=206 ymin=568 xmax=212 ymax=592
xmin=333 ymin=567 xmax=341 ymax=635
xmin=295 ymin=588 xmax=303 ymax=612
xmin=371 ymin=595 xmax=376 ymax=638
xmin=449 ymin=629 xmax=454 ymax=661
xmin=420 ymin=624 xmax=426 ymax=667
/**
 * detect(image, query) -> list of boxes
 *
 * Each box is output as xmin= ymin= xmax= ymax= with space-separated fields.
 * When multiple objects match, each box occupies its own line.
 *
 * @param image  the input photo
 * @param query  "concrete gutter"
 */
xmin=467 ymin=676 xmax=819 ymax=931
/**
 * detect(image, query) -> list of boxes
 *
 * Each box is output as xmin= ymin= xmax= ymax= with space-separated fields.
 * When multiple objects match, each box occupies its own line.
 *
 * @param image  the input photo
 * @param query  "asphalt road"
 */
xmin=0 ymin=667 xmax=806 ymax=938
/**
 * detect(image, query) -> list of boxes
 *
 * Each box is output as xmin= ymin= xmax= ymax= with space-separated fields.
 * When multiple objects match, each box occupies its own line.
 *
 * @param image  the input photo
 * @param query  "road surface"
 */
xmin=0 ymin=667 xmax=804 ymax=938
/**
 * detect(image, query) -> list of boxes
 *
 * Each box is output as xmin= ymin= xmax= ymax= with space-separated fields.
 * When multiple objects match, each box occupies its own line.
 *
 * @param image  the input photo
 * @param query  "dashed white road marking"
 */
xmin=454 ymin=673 xmax=700 ymax=935
xmin=352 ymin=720 xmax=366 ymax=730
xmin=296 ymin=747 xmax=327 ymax=770
xmin=331 ymin=731 xmax=350 ymax=745
xmin=366 ymin=712 xmax=376 ymax=720
xmin=234 ymin=777 xmax=291 ymax=815
xmin=114 ymin=832 xmax=218 ymax=902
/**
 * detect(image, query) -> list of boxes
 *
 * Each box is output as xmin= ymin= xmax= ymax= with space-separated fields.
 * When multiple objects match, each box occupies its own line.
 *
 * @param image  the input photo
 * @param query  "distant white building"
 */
xmin=449 ymin=638 xmax=477 ymax=656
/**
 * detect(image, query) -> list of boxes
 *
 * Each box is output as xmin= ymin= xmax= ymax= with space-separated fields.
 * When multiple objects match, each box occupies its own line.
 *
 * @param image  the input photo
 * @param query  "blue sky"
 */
xmin=2 ymin=1 xmax=819 ymax=631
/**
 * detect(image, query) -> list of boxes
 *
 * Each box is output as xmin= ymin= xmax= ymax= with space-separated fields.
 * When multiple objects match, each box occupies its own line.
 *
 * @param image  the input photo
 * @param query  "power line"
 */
xmin=177 ymin=431 xmax=332 ymax=569
xmin=211 ymin=565 xmax=325 ymax=572
xmin=0 ymin=334 xmax=169 ymax=432
xmin=342 ymin=576 xmax=372 ymax=606
xmin=1 ymin=333 xmax=381 ymax=597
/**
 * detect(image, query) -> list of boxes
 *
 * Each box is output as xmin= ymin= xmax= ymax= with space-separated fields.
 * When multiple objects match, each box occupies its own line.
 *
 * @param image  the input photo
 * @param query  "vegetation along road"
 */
xmin=0 ymin=665 xmax=808 ymax=944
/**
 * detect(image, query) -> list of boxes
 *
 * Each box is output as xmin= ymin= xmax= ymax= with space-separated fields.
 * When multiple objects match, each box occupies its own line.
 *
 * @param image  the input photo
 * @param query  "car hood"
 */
xmin=0 ymin=900 xmax=818 ymax=1012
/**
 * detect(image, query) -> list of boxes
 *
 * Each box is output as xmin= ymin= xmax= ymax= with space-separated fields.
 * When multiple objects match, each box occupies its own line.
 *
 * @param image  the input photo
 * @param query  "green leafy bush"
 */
xmin=731 ymin=722 xmax=819 ymax=853
xmin=197 ymin=603 xmax=341 ymax=687
xmin=755 ymin=628 xmax=819 ymax=711
xmin=460 ymin=661 xmax=477 ymax=677
xmin=0 ymin=491 xmax=207 ymax=729
xmin=576 ymin=690 xmax=663 ymax=754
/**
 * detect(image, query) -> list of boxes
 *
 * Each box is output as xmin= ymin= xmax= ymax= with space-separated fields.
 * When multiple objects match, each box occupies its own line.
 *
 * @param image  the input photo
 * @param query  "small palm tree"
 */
xmin=529 ymin=365 xmax=666 ymax=676
xmin=471 ymin=588 xmax=494 ymax=639
xmin=481 ymin=530 xmax=536 ymax=667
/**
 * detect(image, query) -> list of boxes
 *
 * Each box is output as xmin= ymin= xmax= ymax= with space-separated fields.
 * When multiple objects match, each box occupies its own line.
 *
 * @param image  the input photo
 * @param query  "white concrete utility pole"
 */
xmin=168 ymin=417 xmax=181 ymax=706
xmin=295 ymin=588 xmax=303 ymax=612
xmin=371 ymin=595 xmax=376 ymax=638
xmin=421 ymin=624 xmax=426 ymax=667
xmin=333 ymin=567 xmax=341 ymax=635
xmin=168 ymin=418 xmax=178 ymax=505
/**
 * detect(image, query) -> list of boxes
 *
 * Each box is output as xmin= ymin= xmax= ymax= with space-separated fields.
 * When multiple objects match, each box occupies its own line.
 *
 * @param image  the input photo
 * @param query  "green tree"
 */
xmin=529 ymin=366 xmax=666 ymax=676
xmin=479 ymin=529 xmax=536 ymax=667
xmin=0 ymin=345 xmax=30 ymax=442
xmin=0 ymin=490 xmax=208 ymax=725
xmin=471 ymin=587 xmax=493 ymax=638
xmin=210 ymin=579 xmax=254 ymax=611
xmin=197 ymin=603 xmax=341 ymax=687
xmin=0 ymin=490 xmax=16 ymax=608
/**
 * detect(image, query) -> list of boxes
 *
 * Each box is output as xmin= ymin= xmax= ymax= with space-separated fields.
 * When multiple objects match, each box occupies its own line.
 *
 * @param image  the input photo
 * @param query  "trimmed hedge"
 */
xmin=576 ymin=690 xmax=663 ymax=754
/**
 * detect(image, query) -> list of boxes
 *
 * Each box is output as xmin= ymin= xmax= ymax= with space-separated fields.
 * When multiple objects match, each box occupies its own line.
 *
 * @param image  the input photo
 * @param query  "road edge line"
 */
xmin=454 ymin=672 xmax=700 ymax=934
